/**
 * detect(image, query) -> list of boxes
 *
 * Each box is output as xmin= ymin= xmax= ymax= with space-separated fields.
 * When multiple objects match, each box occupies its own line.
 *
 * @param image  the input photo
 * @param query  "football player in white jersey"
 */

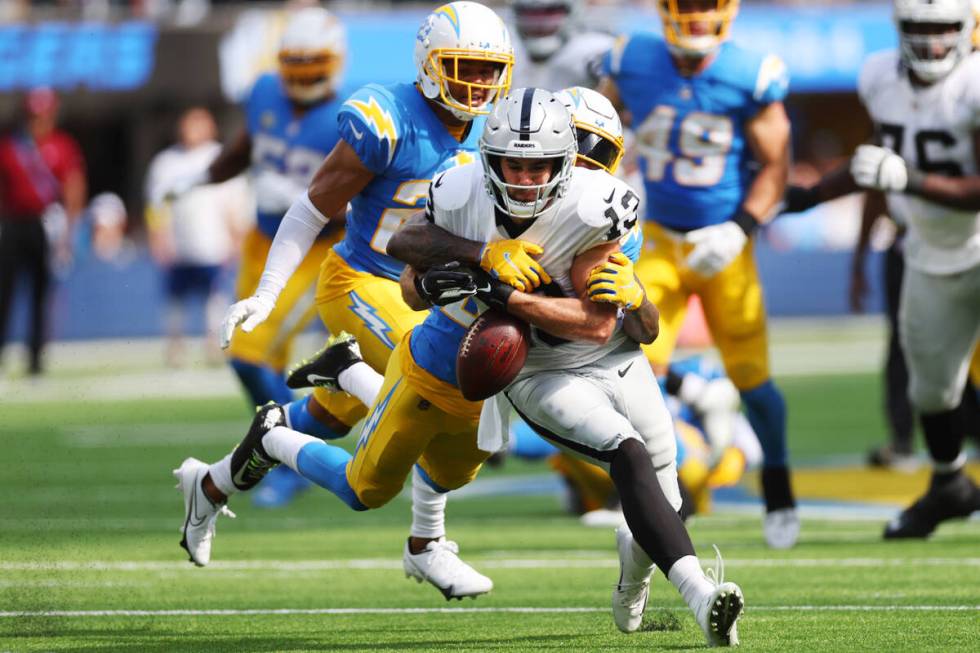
xmin=388 ymin=88 xmax=744 ymax=647
xmin=508 ymin=0 xmax=615 ymax=90
xmin=784 ymin=0 xmax=980 ymax=539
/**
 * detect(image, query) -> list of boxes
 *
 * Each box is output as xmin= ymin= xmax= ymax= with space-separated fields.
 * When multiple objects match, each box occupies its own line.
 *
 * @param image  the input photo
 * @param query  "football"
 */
xmin=456 ymin=310 xmax=531 ymax=401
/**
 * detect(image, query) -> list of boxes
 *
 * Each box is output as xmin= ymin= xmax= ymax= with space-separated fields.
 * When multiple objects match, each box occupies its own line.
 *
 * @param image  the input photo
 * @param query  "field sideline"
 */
xmin=2 ymin=322 xmax=978 ymax=651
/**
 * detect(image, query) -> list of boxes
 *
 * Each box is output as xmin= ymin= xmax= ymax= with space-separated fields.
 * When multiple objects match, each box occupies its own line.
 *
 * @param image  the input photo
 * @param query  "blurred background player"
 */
xmin=0 ymin=88 xmax=87 ymax=377
xmin=508 ymin=0 xmax=615 ymax=90
xmin=162 ymin=6 xmax=348 ymax=505
xmin=784 ymin=0 xmax=980 ymax=539
xmin=145 ymin=107 xmax=252 ymax=367
xmin=209 ymin=1 xmax=515 ymax=594
xmin=598 ymin=0 xmax=798 ymax=548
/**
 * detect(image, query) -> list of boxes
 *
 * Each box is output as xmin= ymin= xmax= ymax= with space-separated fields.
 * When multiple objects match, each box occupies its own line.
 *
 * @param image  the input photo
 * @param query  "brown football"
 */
xmin=456 ymin=310 xmax=531 ymax=401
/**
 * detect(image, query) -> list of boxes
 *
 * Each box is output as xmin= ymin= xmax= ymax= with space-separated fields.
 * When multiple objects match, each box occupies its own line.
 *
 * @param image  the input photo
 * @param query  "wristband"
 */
xmin=731 ymin=207 xmax=761 ymax=236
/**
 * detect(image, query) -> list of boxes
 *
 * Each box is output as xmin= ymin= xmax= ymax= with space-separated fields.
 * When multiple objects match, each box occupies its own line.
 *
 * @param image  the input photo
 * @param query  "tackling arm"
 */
xmin=505 ymin=242 xmax=620 ymax=345
xmin=388 ymin=212 xmax=484 ymax=272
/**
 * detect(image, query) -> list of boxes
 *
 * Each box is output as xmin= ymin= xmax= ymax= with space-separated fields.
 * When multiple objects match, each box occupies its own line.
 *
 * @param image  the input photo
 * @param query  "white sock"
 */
xmin=667 ymin=555 xmax=714 ymax=613
xmin=410 ymin=467 xmax=447 ymax=540
xmin=338 ymin=362 xmax=384 ymax=407
xmin=208 ymin=454 xmax=237 ymax=497
xmin=263 ymin=425 xmax=319 ymax=471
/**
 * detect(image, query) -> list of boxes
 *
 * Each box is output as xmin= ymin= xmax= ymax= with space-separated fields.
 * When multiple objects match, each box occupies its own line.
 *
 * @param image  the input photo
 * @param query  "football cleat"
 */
xmin=612 ymin=524 xmax=654 ymax=633
xmin=696 ymin=546 xmax=744 ymax=647
xmin=286 ymin=332 xmax=363 ymax=391
xmin=403 ymin=538 xmax=493 ymax=601
xmin=229 ymin=402 xmax=285 ymax=492
xmin=883 ymin=471 xmax=980 ymax=539
xmin=763 ymin=507 xmax=800 ymax=550
xmin=174 ymin=457 xmax=235 ymax=567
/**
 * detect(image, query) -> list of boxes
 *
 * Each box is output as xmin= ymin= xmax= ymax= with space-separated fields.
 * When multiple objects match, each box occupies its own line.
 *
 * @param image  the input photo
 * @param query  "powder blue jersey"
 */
xmin=602 ymin=35 xmax=788 ymax=230
xmin=246 ymin=73 xmax=343 ymax=238
xmin=333 ymin=82 xmax=485 ymax=281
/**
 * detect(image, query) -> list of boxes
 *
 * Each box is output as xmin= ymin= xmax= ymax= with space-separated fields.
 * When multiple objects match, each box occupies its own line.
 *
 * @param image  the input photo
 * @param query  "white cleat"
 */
xmin=612 ymin=524 xmax=654 ymax=633
xmin=696 ymin=547 xmax=744 ymax=647
xmin=403 ymin=538 xmax=493 ymax=601
xmin=763 ymin=507 xmax=800 ymax=550
xmin=174 ymin=457 xmax=235 ymax=567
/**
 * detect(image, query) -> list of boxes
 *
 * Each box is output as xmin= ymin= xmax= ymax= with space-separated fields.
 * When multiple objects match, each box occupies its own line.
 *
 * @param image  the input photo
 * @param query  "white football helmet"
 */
xmin=656 ymin=0 xmax=740 ymax=58
xmin=415 ymin=2 xmax=515 ymax=121
xmin=894 ymin=0 xmax=975 ymax=82
xmin=554 ymin=86 xmax=624 ymax=175
xmin=480 ymin=87 xmax=577 ymax=221
xmin=278 ymin=7 xmax=347 ymax=105
xmin=509 ymin=0 xmax=582 ymax=61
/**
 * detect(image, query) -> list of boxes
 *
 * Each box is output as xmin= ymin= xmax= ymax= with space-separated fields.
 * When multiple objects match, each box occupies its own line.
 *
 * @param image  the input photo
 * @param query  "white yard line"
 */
xmin=2 ymin=557 xmax=977 ymax=572
xmin=0 ymin=605 xmax=976 ymax=618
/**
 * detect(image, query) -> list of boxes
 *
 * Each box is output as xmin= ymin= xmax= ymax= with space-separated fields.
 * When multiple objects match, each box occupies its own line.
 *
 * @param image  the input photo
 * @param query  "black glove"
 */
xmin=782 ymin=185 xmax=820 ymax=214
xmin=414 ymin=262 xmax=479 ymax=307
xmin=470 ymin=268 xmax=516 ymax=312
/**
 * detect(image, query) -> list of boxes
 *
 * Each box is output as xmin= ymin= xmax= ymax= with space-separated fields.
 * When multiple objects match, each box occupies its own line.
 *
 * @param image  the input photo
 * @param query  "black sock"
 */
xmin=920 ymin=409 xmax=964 ymax=483
xmin=610 ymin=438 xmax=694 ymax=572
xmin=761 ymin=466 xmax=795 ymax=512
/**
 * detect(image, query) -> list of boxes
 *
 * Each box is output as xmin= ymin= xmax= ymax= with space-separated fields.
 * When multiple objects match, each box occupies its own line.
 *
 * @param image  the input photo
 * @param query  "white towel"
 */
xmin=477 ymin=393 xmax=512 ymax=453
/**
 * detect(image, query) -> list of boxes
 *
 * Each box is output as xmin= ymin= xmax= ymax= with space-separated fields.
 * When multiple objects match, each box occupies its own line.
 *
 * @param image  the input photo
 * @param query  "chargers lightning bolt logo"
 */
xmin=434 ymin=4 xmax=461 ymax=37
xmin=348 ymin=291 xmax=395 ymax=349
xmin=353 ymin=380 xmax=400 ymax=459
xmin=346 ymin=96 xmax=398 ymax=165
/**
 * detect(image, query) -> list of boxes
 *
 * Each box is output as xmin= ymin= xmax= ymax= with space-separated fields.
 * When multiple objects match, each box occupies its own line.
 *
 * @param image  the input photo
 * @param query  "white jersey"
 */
xmin=428 ymin=160 xmax=641 ymax=377
xmin=145 ymin=142 xmax=253 ymax=266
xmin=858 ymin=50 xmax=980 ymax=275
xmin=512 ymin=30 xmax=615 ymax=90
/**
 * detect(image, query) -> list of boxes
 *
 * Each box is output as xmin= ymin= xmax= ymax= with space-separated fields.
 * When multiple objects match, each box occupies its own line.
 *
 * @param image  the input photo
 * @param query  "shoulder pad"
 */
xmin=431 ymin=162 xmax=481 ymax=212
xmin=573 ymin=168 xmax=634 ymax=229
xmin=857 ymin=50 xmax=900 ymax=104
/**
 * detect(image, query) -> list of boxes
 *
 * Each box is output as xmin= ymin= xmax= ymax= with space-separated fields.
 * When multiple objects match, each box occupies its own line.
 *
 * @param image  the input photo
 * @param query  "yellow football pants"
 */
xmin=635 ymin=222 xmax=771 ymax=390
xmin=311 ymin=249 xmax=428 ymax=428
xmin=346 ymin=334 xmax=487 ymax=509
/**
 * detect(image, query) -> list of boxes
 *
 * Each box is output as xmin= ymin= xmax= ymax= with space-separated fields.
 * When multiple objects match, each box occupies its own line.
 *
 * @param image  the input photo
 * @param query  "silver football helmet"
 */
xmin=894 ymin=0 xmax=975 ymax=82
xmin=480 ymin=87 xmax=577 ymax=221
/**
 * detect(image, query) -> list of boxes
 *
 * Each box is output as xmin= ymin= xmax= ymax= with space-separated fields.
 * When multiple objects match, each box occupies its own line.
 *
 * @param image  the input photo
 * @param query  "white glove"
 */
xmin=220 ymin=295 xmax=275 ymax=349
xmin=684 ymin=221 xmax=747 ymax=278
xmin=850 ymin=144 xmax=909 ymax=192
xmin=678 ymin=375 xmax=741 ymax=466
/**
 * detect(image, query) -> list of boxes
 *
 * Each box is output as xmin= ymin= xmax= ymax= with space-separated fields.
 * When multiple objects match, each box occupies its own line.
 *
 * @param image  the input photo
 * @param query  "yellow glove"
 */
xmin=479 ymin=239 xmax=551 ymax=292
xmin=587 ymin=252 xmax=645 ymax=310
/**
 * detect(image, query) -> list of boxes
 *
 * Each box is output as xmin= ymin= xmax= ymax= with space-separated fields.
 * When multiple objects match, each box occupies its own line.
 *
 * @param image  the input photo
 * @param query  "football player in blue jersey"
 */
xmin=597 ymin=0 xmax=799 ymax=548
xmin=161 ymin=6 xmax=348 ymax=507
xmin=177 ymin=2 xmax=518 ymax=598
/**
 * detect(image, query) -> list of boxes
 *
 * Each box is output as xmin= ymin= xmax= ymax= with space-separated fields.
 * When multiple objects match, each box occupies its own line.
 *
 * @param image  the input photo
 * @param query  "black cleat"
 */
xmin=884 ymin=471 xmax=980 ymax=539
xmin=286 ymin=332 xmax=363 ymax=391
xmin=229 ymin=402 xmax=286 ymax=492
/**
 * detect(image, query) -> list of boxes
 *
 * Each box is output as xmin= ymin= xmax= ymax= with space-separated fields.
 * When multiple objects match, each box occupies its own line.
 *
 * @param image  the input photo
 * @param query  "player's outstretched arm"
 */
xmin=858 ymin=130 xmax=980 ymax=210
xmin=221 ymin=141 xmax=375 ymax=348
xmin=743 ymin=101 xmax=791 ymax=222
xmin=208 ymin=127 xmax=253 ymax=184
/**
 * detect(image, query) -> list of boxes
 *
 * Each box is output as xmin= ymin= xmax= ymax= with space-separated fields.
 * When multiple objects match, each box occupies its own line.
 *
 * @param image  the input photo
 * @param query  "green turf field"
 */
xmin=2 ymin=363 xmax=978 ymax=651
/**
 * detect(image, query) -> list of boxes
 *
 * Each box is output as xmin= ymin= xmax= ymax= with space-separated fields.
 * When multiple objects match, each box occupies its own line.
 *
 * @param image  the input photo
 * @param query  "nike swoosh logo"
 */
xmin=306 ymin=373 xmax=333 ymax=386
xmin=603 ymin=189 xmax=615 ymax=204
xmin=188 ymin=482 xmax=207 ymax=527
xmin=618 ymin=362 xmax=634 ymax=378
xmin=349 ymin=121 xmax=364 ymax=140
xmin=434 ymin=174 xmax=445 ymax=188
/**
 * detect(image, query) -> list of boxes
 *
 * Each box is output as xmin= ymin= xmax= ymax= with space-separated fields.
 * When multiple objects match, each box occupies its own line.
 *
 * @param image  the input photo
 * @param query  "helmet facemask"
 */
xmin=898 ymin=19 xmax=972 ymax=82
xmin=279 ymin=50 xmax=344 ymax=105
xmin=657 ymin=0 xmax=740 ymax=58
xmin=424 ymin=51 xmax=514 ymax=120
xmin=574 ymin=126 xmax=624 ymax=174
